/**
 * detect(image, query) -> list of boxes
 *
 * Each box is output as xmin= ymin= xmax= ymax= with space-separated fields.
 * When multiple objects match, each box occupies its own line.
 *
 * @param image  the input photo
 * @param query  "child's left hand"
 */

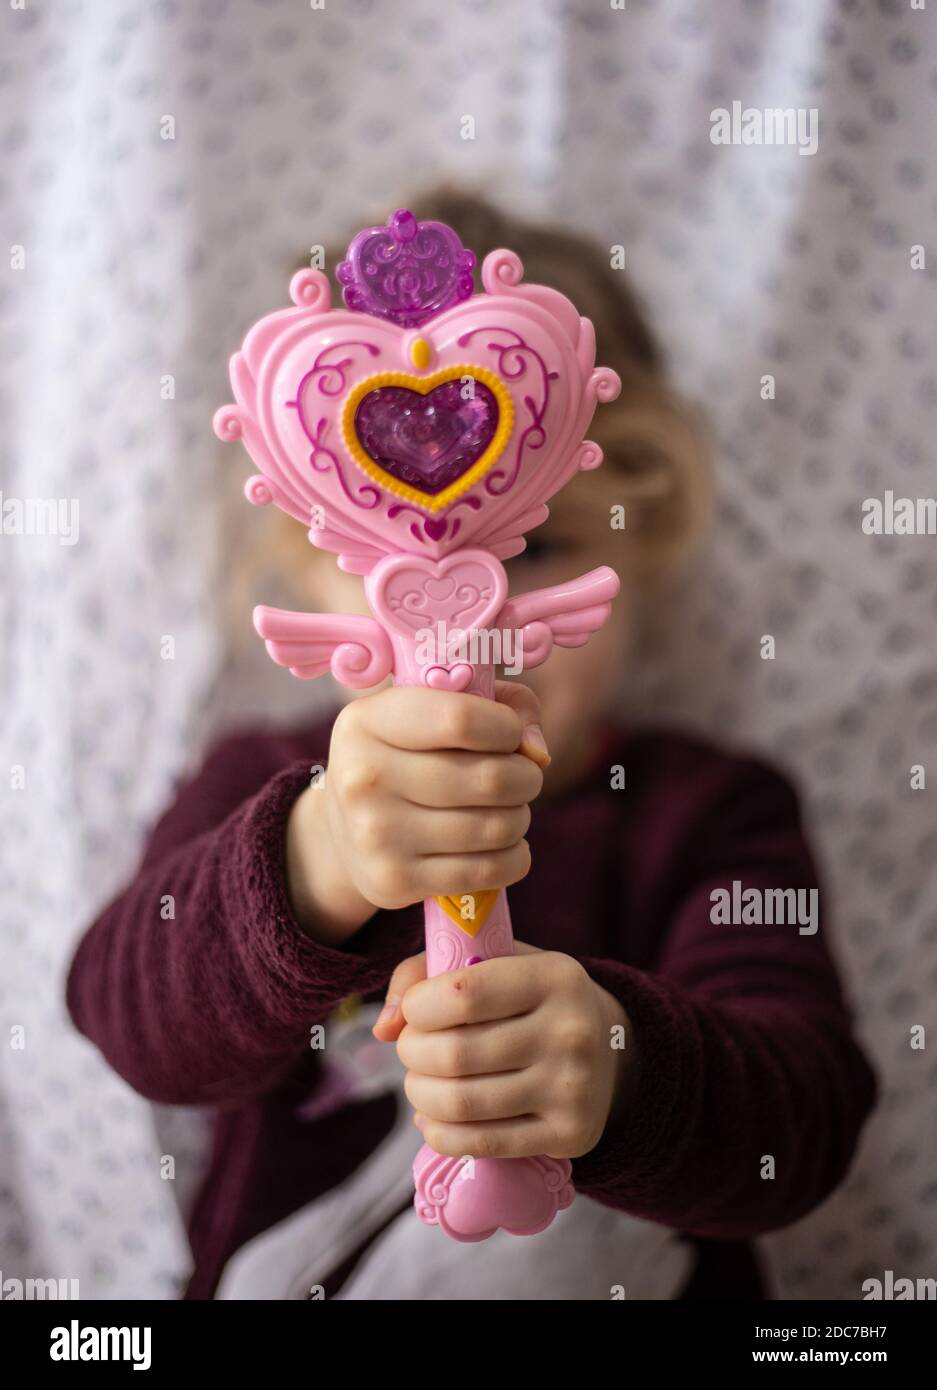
xmin=372 ymin=943 xmax=636 ymax=1160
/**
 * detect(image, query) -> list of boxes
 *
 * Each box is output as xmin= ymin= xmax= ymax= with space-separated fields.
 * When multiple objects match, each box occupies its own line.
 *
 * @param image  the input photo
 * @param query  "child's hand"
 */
xmin=286 ymin=682 xmax=549 ymax=945
xmin=374 ymin=942 xmax=636 ymax=1161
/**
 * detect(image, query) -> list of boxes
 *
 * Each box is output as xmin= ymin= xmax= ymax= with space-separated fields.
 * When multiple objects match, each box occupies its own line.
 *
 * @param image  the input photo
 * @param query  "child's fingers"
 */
xmin=355 ymin=686 xmax=525 ymax=754
xmin=396 ymin=1012 xmax=541 ymax=1078
xmin=381 ymin=746 xmax=544 ymax=809
xmin=412 ymin=1112 xmax=559 ymax=1161
xmin=401 ymin=953 xmax=543 ymax=1032
xmin=494 ymin=681 xmax=551 ymax=768
xmin=378 ymin=803 xmax=531 ymax=856
xmin=376 ymin=947 xmax=545 ymax=1050
xmin=372 ymin=951 xmax=426 ymax=1040
xmin=414 ymin=841 xmax=532 ymax=901
xmin=405 ymin=1067 xmax=535 ymax=1125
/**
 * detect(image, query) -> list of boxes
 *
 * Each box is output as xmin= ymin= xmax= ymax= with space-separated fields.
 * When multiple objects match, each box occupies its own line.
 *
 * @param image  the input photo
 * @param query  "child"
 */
xmin=66 ymin=188 xmax=877 ymax=1300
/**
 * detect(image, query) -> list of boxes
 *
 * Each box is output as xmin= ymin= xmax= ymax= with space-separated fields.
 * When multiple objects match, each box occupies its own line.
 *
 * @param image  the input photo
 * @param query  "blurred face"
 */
xmin=300 ymin=470 xmax=633 ymax=794
xmin=502 ymin=476 xmax=633 ymax=786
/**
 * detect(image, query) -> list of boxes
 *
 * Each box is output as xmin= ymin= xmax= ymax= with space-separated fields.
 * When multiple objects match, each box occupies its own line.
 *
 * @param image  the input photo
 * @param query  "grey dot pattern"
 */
xmin=0 ymin=0 xmax=934 ymax=1299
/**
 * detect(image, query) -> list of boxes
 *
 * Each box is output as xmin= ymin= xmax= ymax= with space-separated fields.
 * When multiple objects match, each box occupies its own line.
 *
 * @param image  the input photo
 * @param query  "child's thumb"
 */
xmin=372 ymin=951 xmax=427 ymax=1039
xmin=494 ymin=680 xmax=551 ymax=769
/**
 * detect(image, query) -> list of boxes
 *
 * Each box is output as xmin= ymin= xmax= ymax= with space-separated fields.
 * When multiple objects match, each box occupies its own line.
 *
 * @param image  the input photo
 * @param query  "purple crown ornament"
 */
xmin=335 ymin=208 xmax=476 ymax=328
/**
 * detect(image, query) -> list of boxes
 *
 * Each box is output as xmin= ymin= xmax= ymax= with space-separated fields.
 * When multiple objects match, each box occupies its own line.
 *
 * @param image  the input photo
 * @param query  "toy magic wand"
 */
xmin=214 ymin=208 xmax=621 ymax=1242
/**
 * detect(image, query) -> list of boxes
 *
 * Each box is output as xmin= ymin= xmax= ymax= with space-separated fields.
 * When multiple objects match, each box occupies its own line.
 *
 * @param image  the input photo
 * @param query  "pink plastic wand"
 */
xmin=214 ymin=209 xmax=621 ymax=1240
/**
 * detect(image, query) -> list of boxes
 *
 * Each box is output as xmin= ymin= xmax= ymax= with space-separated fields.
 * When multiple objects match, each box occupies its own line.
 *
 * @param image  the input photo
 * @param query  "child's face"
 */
xmin=300 ymin=474 xmax=632 ymax=788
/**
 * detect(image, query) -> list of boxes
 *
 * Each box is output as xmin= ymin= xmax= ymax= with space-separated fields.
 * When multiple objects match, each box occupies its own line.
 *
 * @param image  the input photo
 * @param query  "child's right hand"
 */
xmin=285 ymin=683 xmax=550 ymax=946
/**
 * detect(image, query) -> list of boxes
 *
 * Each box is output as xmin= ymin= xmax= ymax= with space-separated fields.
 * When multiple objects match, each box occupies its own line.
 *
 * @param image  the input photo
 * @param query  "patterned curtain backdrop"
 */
xmin=0 ymin=0 xmax=934 ymax=1299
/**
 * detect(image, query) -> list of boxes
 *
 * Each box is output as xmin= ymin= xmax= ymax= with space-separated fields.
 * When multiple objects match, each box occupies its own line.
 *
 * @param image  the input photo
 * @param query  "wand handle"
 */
xmin=409 ymin=661 xmax=575 ymax=1241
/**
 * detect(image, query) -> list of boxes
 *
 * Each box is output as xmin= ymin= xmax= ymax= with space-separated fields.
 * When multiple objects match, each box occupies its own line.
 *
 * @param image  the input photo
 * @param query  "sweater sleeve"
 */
xmin=65 ymin=732 xmax=424 ymax=1107
xmin=571 ymin=754 xmax=878 ymax=1239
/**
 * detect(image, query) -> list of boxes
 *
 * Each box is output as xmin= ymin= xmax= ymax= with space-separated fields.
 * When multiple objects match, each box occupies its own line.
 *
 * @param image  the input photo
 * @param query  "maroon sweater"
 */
xmin=66 ymin=717 xmax=877 ymax=1300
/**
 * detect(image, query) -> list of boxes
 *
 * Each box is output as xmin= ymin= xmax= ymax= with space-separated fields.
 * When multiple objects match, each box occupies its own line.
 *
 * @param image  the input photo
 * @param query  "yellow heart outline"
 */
xmin=340 ymin=365 xmax=515 ymax=514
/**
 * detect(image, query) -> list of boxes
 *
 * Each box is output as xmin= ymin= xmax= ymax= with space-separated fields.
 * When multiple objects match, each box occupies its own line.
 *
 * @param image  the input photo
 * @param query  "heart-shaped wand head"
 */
xmin=213 ymin=207 xmax=621 ymax=573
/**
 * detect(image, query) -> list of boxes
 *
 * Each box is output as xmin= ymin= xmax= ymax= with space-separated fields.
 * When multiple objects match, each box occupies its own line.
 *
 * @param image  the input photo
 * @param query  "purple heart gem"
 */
xmin=354 ymin=379 xmax=499 ymax=496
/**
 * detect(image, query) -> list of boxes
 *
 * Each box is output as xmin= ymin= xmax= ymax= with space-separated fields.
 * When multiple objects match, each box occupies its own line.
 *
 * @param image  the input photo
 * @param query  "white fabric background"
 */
xmin=0 ymin=0 xmax=934 ymax=1299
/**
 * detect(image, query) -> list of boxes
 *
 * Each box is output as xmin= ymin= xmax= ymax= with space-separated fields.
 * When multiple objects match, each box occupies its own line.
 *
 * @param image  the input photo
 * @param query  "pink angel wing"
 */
xmin=253 ymin=606 xmax=394 ymax=689
xmin=496 ymin=566 xmax=620 ymax=671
